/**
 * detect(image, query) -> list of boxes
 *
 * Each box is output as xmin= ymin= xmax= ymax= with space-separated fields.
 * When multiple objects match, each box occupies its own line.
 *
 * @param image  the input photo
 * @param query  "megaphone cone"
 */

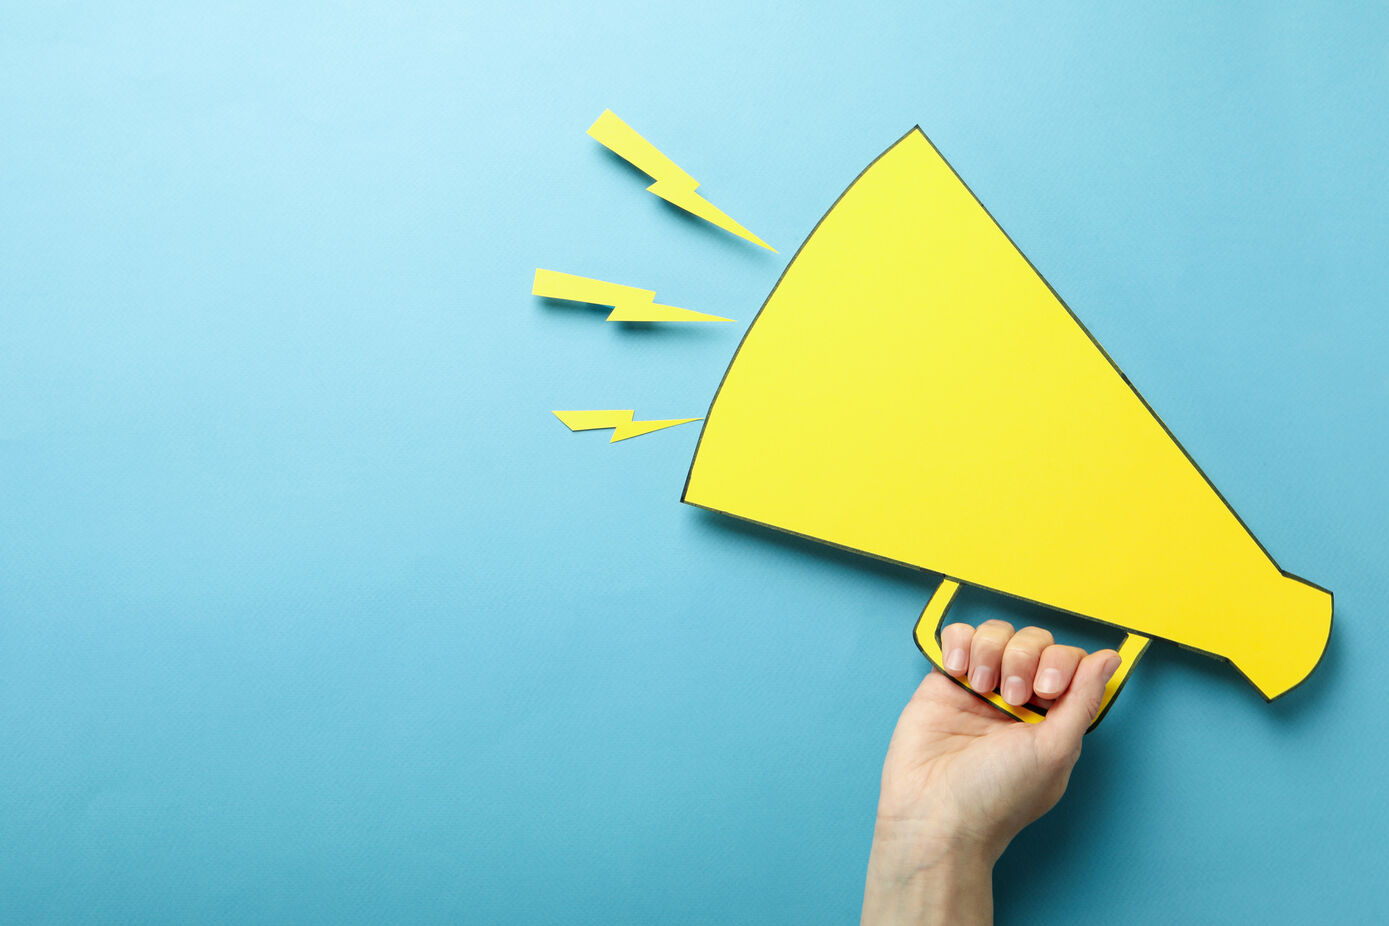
xmin=684 ymin=128 xmax=1331 ymax=726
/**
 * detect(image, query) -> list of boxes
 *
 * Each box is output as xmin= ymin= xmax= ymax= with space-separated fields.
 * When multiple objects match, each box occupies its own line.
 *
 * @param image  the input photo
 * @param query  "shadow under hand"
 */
xmin=994 ymin=729 xmax=1126 ymax=921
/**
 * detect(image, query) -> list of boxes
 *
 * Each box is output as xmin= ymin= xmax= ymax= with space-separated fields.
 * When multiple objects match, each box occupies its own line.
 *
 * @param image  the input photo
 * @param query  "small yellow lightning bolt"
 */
xmin=587 ymin=109 xmax=776 ymax=252
xmin=533 ymin=269 xmax=732 ymax=323
xmin=553 ymin=410 xmax=702 ymax=443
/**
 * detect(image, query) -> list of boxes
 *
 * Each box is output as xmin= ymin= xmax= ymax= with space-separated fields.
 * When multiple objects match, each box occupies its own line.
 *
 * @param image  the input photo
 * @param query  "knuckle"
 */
xmin=1006 ymin=628 xmax=1052 ymax=655
xmin=971 ymin=633 xmax=1008 ymax=655
xmin=1044 ymin=644 xmax=1085 ymax=664
xmin=972 ymin=622 xmax=1014 ymax=650
xmin=1077 ymin=690 xmax=1104 ymax=721
xmin=977 ymin=619 xmax=1015 ymax=636
xmin=1002 ymin=644 xmax=1038 ymax=667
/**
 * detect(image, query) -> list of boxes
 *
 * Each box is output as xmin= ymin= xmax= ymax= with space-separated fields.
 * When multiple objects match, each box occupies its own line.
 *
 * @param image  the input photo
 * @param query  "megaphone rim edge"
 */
xmin=679 ymin=125 xmax=927 ymax=509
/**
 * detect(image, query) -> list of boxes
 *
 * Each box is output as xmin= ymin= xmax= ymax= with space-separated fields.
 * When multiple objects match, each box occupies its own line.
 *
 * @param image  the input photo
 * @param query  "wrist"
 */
xmin=862 ymin=824 xmax=995 ymax=926
xmin=869 ymin=809 xmax=1004 ymax=871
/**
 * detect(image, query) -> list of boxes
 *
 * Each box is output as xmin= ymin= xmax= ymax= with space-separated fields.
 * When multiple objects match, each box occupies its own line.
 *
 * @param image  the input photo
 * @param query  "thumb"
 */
xmin=1039 ymin=649 xmax=1122 ymax=751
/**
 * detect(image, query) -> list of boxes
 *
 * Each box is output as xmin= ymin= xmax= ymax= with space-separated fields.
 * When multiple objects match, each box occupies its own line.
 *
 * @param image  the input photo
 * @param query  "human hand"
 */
xmin=861 ymin=621 xmax=1121 ymax=925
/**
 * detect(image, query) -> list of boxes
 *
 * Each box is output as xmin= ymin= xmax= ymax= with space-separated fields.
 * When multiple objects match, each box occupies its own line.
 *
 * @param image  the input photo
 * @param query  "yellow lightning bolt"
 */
xmin=553 ymin=410 xmax=702 ymax=442
xmin=587 ymin=109 xmax=776 ymax=252
xmin=533 ymin=269 xmax=732 ymax=323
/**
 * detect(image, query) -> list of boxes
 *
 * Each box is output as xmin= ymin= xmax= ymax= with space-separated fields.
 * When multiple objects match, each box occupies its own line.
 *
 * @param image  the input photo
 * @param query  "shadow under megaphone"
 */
xmin=693 ymin=504 xmax=1341 ymax=726
xmin=694 ymin=507 xmax=1116 ymax=646
xmin=691 ymin=507 xmax=937 ymax=601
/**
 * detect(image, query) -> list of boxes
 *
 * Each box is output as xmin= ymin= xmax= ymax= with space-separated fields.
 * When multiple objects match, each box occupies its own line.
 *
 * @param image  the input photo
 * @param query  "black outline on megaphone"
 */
xmin=683 ymin=127 xmax=1333 ymax=730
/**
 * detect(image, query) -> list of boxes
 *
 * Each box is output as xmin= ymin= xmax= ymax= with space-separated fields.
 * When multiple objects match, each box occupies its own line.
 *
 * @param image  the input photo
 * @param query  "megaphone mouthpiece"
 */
xmin=1224 ymin=572 xmax=1331 ymax=701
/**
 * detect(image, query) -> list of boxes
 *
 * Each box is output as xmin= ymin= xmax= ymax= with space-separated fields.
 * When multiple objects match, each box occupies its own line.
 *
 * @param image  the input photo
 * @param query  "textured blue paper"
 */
xmin=2 ymin=2 xmax=1386 ymax=923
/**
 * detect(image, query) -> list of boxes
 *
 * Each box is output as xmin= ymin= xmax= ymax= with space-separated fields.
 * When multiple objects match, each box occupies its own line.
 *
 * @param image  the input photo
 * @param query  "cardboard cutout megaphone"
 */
xmin=683 ymin=128 xmax=1332 ymax=728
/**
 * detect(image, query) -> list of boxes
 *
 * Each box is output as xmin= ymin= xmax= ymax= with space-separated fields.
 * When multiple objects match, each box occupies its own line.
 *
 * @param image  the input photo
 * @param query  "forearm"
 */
xmin=860 ymin=824 xmax=994 ymax=926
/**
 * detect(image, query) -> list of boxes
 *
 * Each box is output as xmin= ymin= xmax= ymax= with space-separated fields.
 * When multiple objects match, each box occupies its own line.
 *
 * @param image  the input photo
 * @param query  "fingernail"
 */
xmin=945 ymin=648 xmax=967 ymax=674
xmin=970 ymin=666 xmax=994 ymax=693
xmin=1101 ymin=655 xmax=1122 ymax=682
xmin=1002 ymin=676 xmax=1028 ymax=705
xmin=1036 ymin=668 xmax=1063 ymax=696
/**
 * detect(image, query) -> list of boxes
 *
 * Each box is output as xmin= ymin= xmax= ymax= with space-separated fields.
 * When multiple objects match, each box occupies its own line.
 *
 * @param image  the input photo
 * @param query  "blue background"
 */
xmin=3 ymin=2 xmax=1386 ymax=922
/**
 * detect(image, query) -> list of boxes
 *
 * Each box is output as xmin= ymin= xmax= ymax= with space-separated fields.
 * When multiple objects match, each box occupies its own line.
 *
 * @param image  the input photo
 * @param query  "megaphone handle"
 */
xmin=914 ymin=578 xmax=1150 ymax=731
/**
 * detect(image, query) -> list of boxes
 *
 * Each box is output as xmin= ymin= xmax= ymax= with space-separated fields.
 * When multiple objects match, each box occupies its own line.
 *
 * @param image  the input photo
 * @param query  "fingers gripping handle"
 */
xmin=912 ymin=578 xmax=1150 ymax=731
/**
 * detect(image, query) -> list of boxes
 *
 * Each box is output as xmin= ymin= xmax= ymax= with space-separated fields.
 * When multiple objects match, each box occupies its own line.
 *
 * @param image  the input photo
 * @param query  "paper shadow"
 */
xmin=691 ymin=508 xmax=1341 ymax=724
xmin=1266 ymin=614 xmax=1341 ymax=723
xmin=594 ymin=146 xmax=780 ymax=262
xmin=533 ymin=295 xmax=729 ymax=340
xmin=690 ymin=508 xmax=940 ymax=601
xmin=1108 ymin=591 xmax=1342 ymax=727
xmin=689 ymin=508 xmax=1129 ymax=645
xmin=596 ymin=143 xmax=656 ymax=186
xmin=1156 ymin=608 xmax=1342 ymax=726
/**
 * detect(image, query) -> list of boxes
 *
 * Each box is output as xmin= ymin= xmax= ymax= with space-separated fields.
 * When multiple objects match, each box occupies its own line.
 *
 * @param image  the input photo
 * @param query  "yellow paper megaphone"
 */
xmin=683 ymin=128 xmax=1331 ymax=728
